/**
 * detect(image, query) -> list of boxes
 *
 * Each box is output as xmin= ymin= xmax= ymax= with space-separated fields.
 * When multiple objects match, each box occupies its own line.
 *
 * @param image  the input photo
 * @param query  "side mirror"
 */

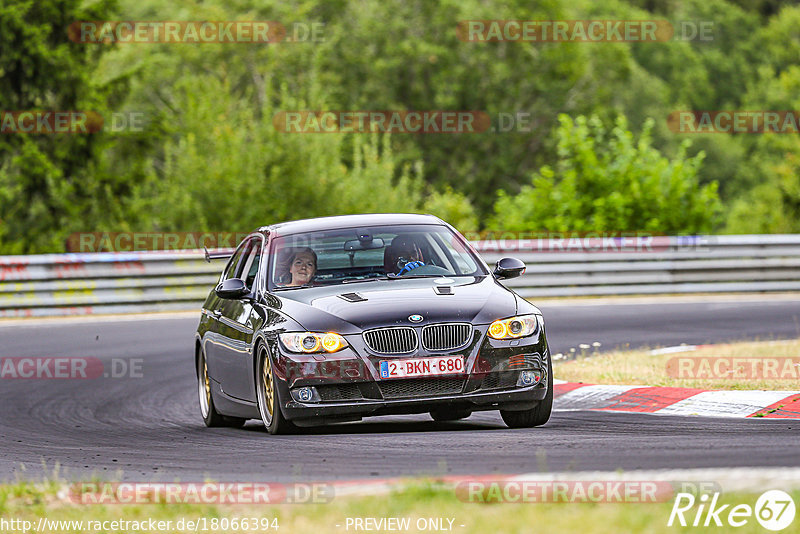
xmin=493 ymin=257 xmax=526 ymax=280
xmin=215 ymin=278 xmax=249 ymax=299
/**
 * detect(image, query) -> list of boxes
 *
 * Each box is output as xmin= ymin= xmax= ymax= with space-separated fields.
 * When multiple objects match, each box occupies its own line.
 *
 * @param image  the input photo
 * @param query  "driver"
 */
xmin=384 ymin=235 xmax=426 ymax=275
xmin=278 ymin=247 xmax=317 ymax=286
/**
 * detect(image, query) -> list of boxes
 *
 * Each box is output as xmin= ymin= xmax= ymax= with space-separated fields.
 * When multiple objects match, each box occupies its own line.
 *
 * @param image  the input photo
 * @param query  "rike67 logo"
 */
xmin=668 ymin=490 xmax=796 ymax=531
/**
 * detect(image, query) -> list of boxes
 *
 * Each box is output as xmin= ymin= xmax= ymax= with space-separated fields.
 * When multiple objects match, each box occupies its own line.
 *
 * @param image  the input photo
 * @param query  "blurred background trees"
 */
xmin=491 ymin=115 xmax=719 ymax=234
xmin=0 ymin=0 xmax=796 ymax=252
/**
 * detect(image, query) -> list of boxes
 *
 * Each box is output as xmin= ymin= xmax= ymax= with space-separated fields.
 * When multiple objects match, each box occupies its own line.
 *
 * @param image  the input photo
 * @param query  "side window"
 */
xmin=433 ymin=232 xmax=478 ymax=274
xmin=240 ymin=239 xmax=263 ymax=290
xmin=222 ymin=239 xmax=249 ymax=281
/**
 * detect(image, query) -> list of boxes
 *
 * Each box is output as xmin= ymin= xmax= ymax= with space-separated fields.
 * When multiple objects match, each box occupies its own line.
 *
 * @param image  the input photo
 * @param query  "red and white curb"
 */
xmin=553 ymin=380 xmax=800 ymax=418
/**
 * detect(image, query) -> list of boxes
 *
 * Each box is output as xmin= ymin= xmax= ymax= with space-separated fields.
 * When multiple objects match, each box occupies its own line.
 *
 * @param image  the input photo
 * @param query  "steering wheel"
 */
xmin=397 ymin=260 xmax=425 ymax=275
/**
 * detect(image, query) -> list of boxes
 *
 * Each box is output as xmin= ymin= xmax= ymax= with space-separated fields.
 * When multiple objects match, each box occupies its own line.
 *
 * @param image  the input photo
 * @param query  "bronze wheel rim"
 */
xmin=198 ymin=354 xmax=211 ymax=418
xmin=260 ymin=349 xmax=274 ymax=424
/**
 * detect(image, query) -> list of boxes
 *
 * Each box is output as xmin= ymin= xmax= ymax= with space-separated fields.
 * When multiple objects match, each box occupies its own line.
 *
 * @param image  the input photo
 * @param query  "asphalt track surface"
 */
xmin=1 ymin=297 xmax=799 ymax=482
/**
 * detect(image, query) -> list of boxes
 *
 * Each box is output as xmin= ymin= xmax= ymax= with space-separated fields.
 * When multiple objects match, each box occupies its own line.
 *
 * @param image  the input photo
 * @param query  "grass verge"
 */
xmin=1 ymin=481 xmax=798 ymax=534
xmin=553 ymin=339 xmax=800 ymax=390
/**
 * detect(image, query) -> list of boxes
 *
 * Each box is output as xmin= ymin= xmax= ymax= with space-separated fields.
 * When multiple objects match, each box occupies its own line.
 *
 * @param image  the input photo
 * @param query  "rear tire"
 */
xmin=256 ymin=345 xmax=297 ymax=435
xmin=197 ymin=348 xmax=245 ymax=428
xmin=500 ymin=357 xmax=553 ymax=428
xmin=430 ymin=409 xmax=472 ymax=422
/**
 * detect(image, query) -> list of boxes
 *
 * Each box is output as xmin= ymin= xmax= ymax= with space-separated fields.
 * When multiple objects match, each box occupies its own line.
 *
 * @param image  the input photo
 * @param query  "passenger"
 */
xmin=279 ymin=247 xmax=317 ymax=286
xmin=384 ymin=236 xmax=426 ymax=275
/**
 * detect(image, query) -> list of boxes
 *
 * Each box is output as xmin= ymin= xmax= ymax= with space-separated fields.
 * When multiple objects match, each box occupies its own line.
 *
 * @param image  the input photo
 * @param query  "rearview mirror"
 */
xmin=343 ymin=237 xmax=385 ymax=251
xmin=215 ymin=278 xmax=249 ymax=299
xmin=493 ymin=257 xmax=526 ymax=280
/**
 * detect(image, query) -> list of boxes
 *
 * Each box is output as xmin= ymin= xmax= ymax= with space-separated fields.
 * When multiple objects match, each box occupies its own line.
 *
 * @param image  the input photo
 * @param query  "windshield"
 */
xmin=269 ymin=224 xmax=486 ymax=290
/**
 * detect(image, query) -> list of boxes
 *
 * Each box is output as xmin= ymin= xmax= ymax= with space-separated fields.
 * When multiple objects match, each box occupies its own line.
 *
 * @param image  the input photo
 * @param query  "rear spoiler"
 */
xmin=204 ymin=247 xmax=234 ymax=263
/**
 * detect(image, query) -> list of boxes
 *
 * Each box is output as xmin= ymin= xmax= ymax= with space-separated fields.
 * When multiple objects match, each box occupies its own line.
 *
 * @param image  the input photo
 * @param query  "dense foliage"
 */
xmin=491 ymin=115 xmax=720 ymax=233
xmin=0 ymin=0 xmax=797 ymax=253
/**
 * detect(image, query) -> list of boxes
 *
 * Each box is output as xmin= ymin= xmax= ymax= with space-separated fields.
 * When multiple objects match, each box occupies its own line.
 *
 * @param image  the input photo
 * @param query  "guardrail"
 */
xmin=0 ymin=251 xmax=216 ymax=317
xmin=1 ymin=235 xmax=799 ymax=317
xmin=476 ymin=234 xmax=800 ymax=298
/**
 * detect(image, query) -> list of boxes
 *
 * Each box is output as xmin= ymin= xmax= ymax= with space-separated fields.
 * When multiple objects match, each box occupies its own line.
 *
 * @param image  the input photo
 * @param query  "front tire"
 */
xmin=197 ymin=348 xmax=245 ymax=428
xmin=256 ymin=345 xmax=296 ymax=435
xmin=500 ymin=357 xmax=553 ymax=428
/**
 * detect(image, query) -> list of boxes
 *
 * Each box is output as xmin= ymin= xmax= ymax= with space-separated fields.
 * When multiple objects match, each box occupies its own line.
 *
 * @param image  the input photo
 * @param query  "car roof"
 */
xmin=258 ymin=213 xmax=446 ymax=236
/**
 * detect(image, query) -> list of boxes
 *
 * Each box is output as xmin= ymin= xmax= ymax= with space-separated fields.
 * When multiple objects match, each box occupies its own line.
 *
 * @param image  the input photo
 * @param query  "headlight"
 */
xmin=279 ymin=332 xmax=348 ymax=353
xmin=487 ymin=314 xmax=541 ymax=340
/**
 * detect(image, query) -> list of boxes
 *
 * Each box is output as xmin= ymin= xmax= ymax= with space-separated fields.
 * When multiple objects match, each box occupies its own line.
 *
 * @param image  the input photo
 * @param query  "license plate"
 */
xmin=379 ymin=355 xmax=464 ymax=379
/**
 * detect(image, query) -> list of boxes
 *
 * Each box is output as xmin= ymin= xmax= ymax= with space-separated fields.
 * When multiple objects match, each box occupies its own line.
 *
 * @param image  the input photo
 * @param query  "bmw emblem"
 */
xmin=408 ymin=314 xmax=423 ymax=323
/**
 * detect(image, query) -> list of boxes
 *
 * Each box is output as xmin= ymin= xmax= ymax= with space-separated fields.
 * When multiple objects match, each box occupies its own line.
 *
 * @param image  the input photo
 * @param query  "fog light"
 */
xmin=517 ymin=370 xmax=542 ymax=387
xmin=290 ymin=386 xmax=320 ymax=403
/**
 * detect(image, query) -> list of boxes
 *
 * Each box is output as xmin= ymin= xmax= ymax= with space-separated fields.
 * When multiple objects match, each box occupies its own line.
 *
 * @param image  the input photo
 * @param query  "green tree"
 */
xmin=422 ymin=186 xmax=478 ymax=233
xmin=128 ymin=75 xmax=425 ymax=232
xmin=490 ymin=115 xmax=721 ymax=233
xmin=725 ymin=49 xmax=800 ymax=232
xmin=309 ymin=0 xmax=640 ymax=215
xmin=726 ymin=143 xmax=800 ymax=233
xmin=0 ymin=0 xmax=125 ymax=253
xmin=4 ymin=0 xmax=797 ymax=253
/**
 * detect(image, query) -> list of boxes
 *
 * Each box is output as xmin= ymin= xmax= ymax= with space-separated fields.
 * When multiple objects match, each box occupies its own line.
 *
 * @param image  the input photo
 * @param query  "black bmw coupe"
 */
xmin=195 ymin=213 xmax=552 ymax=433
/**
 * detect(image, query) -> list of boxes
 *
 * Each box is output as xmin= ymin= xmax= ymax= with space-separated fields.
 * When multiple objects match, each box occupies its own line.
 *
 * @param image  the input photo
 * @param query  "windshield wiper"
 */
xmin=386 ymin=273 xmax=446 ymax=279
xmin=273 ymin=284 xmax=314 ymax=291
xmin=341 ymin=276 xmax=391 ymax=284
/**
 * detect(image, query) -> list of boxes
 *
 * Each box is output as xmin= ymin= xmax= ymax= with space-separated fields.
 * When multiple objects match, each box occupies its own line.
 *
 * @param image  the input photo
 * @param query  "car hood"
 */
xmin=272 ymin=276 xmax=519 ymax=333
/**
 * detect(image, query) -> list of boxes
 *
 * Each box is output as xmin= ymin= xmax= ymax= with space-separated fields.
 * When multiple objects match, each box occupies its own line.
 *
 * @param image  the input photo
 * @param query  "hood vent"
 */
xmin=338 ymin=292 xmax=368 ymax=302
xmin=433 ymin=286 xmax=453 ymax=295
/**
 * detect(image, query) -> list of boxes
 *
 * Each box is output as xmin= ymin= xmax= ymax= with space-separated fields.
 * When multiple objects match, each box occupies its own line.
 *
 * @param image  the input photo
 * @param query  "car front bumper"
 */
xmin=278 ymin=380 xmax=548 ymax=425
xmin=272 ymin=322 xmax=550 ymax=424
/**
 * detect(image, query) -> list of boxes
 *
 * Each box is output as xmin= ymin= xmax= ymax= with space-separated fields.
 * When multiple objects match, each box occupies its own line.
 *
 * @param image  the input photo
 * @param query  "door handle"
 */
xmin=211 ymin=309 xmax=222 ymax=318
